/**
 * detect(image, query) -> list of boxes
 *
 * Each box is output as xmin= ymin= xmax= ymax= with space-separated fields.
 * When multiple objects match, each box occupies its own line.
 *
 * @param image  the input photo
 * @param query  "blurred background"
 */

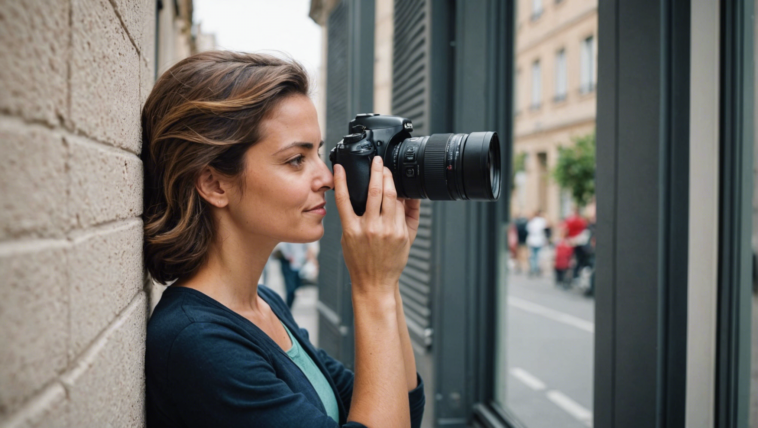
xmin=0 ymin=0 xmax=756 ymax=428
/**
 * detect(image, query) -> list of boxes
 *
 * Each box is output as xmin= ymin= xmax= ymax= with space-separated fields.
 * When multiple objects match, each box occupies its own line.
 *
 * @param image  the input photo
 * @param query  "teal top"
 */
xmin=281 ymin=322 xmax=340 ymax=422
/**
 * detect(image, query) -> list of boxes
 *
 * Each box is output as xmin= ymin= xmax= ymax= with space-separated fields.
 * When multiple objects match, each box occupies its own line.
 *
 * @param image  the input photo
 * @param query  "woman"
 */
xmin=143 ymin=51 xmax=425 ymax=427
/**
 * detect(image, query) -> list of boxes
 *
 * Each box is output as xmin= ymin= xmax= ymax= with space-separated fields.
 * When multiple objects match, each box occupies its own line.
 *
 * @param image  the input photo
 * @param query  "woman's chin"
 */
xmin=289 ymin=226 xmax=324 ymax=243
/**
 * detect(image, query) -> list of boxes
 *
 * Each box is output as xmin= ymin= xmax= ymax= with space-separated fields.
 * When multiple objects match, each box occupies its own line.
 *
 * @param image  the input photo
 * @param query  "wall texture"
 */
xmin=0 ymin=0 xmax=155 ymax=426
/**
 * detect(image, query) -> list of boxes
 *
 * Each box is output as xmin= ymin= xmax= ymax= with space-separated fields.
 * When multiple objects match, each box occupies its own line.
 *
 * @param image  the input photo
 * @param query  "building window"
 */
xmin=580 ymin=36 xmax=595 ymax=94
xmin=514 ymin=68 xmax=522 ymax=116
xmin=554 ymin=49 xmax=567 ymax=102
xmin=531 ymin=60 xmax=542 ymax=109
xmin=531 ymin=0 xmax=543 ymax=21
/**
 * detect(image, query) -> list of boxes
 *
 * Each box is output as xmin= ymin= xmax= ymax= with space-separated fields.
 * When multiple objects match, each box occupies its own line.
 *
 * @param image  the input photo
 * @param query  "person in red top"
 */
xmin=554 ymin=228 xmax=574 ymax=288
xmin=564 ymin=207 xmax=590 ymax=281
xmin=564 ymin=208 xmax=587 ymax=239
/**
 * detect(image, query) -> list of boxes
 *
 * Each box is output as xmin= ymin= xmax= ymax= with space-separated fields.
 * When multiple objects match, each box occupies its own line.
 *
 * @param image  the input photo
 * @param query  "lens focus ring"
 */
xmin=423 ymin=134 xmax=453 ymax=200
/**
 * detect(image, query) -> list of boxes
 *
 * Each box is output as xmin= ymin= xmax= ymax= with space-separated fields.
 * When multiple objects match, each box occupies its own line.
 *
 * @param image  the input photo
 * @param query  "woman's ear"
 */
xmin=195 ymin=167 xmax=230 ymax=208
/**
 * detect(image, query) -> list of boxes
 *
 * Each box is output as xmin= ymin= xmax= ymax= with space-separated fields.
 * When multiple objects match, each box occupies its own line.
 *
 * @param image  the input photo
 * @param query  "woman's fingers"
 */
xmin=332 ymin=164 xmax=357 ymax=227
xmin=364 ymin=156 xmax=385 ymax=219
xmin=382 ymin=167 xmax=398 ymax=224
xmin=401 ymin=198 xmax=421 ymax=244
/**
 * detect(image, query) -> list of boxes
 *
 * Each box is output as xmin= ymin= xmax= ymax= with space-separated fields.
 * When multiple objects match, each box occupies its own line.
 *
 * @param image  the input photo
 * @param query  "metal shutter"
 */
xmin=392 ymin=0 xmax=434 ymax=350
xmin=317 ymin=0 xmax=354 ymax=367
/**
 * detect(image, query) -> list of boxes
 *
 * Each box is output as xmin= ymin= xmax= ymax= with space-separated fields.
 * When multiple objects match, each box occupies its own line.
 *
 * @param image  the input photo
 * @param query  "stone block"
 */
xmin=70 ymin=0 xmax=140 ymax=153
xmin=140 ymin=0 xmax=156 ymax=80
xmin=0 ymin=0 xmax=68 ymax=126
xmin=0 ymin=383 xmax=67 ymax=428
xmin=0 ymin=241 xmax=68 ymax=415
xmin=0 ymin=119 xmax=70 ymax=240
xmin=68 ymin=219 xmax=143 ymax=358
xmin=67 ymin=136 xmax=142 ymax=229
xmin=62 ymin=292 xmax=146 ymax=428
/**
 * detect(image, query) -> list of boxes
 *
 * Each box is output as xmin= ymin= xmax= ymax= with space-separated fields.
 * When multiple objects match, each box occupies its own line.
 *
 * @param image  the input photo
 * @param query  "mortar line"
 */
xmin=0 ymin=113 xmax=142 ymax=157
xmin=0 ymin=381 xmax=67 ymax=427
xmin=106 ymin=0 xmax=141 ymax=56
xmin=0 ymin=217 xmax=143 ymax=248
xmin=60 ymin=290 xmax=146 ymax=390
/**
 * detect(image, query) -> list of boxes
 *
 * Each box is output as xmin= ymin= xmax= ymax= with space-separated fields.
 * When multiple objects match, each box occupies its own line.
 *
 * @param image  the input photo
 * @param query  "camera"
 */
xmin=329 ymin=113 xmax=502 ymax=215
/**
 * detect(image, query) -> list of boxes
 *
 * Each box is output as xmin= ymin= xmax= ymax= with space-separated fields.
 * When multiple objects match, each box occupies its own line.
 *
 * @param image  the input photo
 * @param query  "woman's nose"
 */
xmin=316 ymin=158 xmax=335 ymax=191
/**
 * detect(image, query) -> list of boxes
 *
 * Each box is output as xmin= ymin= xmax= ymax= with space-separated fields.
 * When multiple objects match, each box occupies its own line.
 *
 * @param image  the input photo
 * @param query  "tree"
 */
xmin=552 ymin=132 xmax=595 ymax=208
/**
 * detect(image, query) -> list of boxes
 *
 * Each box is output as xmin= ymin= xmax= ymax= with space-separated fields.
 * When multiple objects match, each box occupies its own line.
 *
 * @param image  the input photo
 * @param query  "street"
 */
xmin=504 ymin=271 xmax=595 ymax=428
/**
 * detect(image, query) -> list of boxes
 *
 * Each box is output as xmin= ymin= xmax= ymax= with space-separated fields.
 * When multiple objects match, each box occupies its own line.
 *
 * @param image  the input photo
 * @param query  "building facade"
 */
xmin=512 ymin=0 xmax=597 ymax=224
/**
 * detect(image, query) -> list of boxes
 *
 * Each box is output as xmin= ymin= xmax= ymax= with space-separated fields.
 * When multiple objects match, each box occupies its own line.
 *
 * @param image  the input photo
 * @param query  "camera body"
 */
xmin=329 ymin=114 xmax=414 ymax=215
xmin=330 ymin=113 xmax=501 ymax=216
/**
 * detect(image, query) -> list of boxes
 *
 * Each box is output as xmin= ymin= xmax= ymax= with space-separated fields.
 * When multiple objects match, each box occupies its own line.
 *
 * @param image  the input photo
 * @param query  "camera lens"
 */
xmin=389 ymin=132 xmax=501 ymax=201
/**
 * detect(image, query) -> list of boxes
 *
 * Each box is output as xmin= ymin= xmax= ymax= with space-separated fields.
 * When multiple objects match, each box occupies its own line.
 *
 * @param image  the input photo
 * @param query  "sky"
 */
xmin=193 ymin=0 xmax=322 ymax=77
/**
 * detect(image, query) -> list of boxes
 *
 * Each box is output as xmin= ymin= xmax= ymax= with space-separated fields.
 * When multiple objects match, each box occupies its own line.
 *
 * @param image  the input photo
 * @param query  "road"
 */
xmin=504 ymin=271 xmax=595 ymax=428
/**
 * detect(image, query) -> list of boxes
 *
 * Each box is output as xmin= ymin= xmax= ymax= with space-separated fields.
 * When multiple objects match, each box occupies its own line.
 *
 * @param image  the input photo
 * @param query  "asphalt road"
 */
xmin=503 ymin=271 xmax=595 ymax=428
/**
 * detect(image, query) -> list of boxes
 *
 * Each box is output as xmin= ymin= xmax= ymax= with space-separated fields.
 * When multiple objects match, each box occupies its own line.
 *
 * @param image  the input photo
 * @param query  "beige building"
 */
xmin=512 ymin=0 xmax=597 ymax=225
xmin=0 ymin=0 xmax=194 ymax=426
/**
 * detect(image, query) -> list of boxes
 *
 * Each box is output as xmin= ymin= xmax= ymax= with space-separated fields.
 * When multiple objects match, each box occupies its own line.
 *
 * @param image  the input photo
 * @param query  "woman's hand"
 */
xmin=398 ymin=198 xmax=420 ymax=247
xmin=333 ymin=157 xmax=411 ymax=299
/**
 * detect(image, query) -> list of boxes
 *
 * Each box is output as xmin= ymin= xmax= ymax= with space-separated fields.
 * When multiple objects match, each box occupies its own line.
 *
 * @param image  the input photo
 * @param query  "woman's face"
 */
xmin=227 ymin=94 xmax=333 ymax=244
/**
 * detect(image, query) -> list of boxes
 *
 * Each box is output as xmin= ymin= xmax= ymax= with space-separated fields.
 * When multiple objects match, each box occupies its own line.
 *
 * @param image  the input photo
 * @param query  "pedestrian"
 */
xmin=275 ymin=242 xmax=308 ymax=308
xmin=299 ymin=241 xmax=320 ymax=286
xmin=514 ymin=215 xmax=529 ymax=273
xmin=583 ymin=214 xmax=597 ymax=297
xmin=142 ymin=51 xmax=425 ymax=427
xmin=554 ymin=228 xmax=573 ymax=288
xmin=526 ymin=210 xmax=547 ymax=276
xmin=564 ymin=207 xmax=589 ymax=280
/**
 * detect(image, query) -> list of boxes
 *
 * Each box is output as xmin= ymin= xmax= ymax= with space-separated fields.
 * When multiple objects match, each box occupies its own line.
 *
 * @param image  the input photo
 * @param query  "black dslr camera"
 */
xmin=329 ymin=113 xmax=501 ymax=215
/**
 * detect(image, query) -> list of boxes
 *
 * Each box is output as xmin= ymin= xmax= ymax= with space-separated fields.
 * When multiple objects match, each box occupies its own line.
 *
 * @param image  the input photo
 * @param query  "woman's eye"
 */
xmin=288 ymin=155 xmax=305 ymax=167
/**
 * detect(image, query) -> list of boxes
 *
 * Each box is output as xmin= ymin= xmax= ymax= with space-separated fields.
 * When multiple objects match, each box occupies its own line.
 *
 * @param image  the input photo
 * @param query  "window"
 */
xmin=515 ymin=68 xmax=522 ymax=116
xmin=531 ymin=60 xmax=542 ymax=109
xmin=555 ymin=49 xmax=567 ymax=102
xmin=580 ymin=36 xmax=595 ymax=93
xmin=531 ymin=0 xmax=543 ymax=21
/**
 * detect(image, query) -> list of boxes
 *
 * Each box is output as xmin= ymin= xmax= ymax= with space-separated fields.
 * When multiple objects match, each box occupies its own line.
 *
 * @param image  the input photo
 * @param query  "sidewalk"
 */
xmin=264 ymin=258 xmax=320 ymax=347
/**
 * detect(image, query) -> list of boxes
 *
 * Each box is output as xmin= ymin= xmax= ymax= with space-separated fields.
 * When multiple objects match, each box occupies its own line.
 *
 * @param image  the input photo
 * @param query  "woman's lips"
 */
xmin=305 ymin=204 xmax=326 ymax=216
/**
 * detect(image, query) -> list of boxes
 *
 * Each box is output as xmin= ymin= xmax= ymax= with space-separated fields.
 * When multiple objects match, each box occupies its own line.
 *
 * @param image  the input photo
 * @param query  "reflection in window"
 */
xmin=531 ymin=60 xmax=542 ymax=110
xmin=532 ymin=0 xmax=543 ymax=20
xmin=501 ymin=4 xmax=597 ymax=428
xmin=555 ymin=49 xmax=567 ymax=102
xmin=515 ymin=68 xmax=522 ymax=116
xmin=580 ymin=36 xmax=595 ymax=94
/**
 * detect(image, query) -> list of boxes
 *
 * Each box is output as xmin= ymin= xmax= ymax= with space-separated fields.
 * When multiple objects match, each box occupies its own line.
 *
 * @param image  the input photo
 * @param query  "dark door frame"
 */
xmin=715 ymin=1 xmax=754 ymax=427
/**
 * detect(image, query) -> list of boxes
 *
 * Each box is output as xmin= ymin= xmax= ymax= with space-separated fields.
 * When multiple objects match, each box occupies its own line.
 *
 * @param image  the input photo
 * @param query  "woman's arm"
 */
xmin=350 ymin=291 xmax=410 ymax=427
xmin=395 ymin=285 xmax=418 ymax=391
xmin=333 ymin=158 xmax=413 ymax=427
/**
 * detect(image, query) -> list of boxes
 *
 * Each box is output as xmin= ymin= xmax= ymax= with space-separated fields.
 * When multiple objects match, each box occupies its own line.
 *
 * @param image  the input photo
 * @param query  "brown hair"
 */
xmin=141 ymin=51 xmax=310 ymax=284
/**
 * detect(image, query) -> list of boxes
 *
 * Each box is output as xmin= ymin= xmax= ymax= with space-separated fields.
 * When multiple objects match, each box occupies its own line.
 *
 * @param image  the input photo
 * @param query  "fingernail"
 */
xmin=374 ymin=156 xmax=383 ymax=166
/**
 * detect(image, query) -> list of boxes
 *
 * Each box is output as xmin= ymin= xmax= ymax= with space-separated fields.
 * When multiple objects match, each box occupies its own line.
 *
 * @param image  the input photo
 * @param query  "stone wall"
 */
xmin=0 ymin=0 xmax=155 ymax=426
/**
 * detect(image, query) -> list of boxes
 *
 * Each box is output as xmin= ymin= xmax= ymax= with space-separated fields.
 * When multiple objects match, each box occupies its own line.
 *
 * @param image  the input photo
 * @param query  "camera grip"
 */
xmin=338 ymin=153 xmax=374 ymax=216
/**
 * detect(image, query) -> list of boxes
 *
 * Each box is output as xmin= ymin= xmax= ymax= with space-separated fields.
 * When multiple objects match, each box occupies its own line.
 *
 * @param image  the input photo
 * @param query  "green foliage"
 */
xmin=511 ymin=151 xmax=527 ymax=191
xmin=552 ymin=132 xmax=596 ymax=208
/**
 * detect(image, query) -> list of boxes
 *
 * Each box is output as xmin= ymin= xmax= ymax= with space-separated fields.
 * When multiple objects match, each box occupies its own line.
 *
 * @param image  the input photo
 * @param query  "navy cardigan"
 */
xmin=146 ymin=285 xmax=425 ymax=427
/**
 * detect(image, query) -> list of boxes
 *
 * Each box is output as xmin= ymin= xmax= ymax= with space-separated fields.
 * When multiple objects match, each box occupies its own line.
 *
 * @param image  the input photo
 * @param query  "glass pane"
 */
xmin=496 ymin=1 xmax=597 ymax=427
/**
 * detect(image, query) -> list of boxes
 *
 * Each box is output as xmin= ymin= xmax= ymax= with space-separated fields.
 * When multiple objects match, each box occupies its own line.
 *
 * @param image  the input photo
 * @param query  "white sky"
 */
xmin=193 ymin=0 xmax=322 ymax=77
